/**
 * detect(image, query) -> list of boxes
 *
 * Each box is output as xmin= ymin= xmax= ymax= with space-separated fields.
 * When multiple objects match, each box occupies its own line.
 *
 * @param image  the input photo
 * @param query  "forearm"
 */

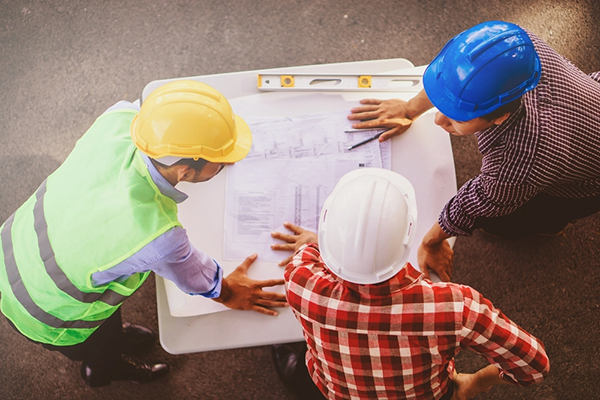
xmin=422 ymin=221 xmax=452 ymax=247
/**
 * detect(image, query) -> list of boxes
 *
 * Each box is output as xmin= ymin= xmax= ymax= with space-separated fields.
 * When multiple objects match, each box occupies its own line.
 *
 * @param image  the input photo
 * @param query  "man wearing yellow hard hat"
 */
xmin=0 ymin=80 xmax=287 ymax=387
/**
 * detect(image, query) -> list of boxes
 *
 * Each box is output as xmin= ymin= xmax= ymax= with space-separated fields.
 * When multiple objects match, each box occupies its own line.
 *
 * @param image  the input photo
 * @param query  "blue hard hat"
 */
xmin=423 ymin=21 xmax=541 ymax=121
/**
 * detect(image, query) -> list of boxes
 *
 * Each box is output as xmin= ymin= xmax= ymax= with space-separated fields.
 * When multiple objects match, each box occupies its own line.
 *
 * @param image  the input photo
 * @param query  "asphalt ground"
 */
xmin=0 ymin=1 xmax=599 ymax=399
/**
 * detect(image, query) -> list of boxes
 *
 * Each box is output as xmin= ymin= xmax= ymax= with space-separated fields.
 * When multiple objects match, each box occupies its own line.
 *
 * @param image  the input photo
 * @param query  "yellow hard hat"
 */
xmin=130 ymin=80 xmax=252 ymax=164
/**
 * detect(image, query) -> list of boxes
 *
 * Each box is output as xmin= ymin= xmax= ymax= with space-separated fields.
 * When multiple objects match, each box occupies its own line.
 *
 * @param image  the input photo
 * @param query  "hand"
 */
xmin=418 ymin=239 xmax=454 ymax=282
xmin=271 ymin=222 xmax=318 ymax=266
xmin=215 ymin=253 xmax=288 ymax=316
xmin=347 ymin=99 xmax=413 ymax=142
xmin=450 ymin=372 xmax=476 ymax=400
xmin=450 ymin=368 xmax=497 ymax=400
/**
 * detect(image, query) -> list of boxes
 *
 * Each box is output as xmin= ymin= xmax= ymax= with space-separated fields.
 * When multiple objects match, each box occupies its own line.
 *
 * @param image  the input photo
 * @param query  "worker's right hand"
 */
xmin=450 ymin=372 xmax=477 ymax=400
xmin=347 ymin=98 xmax=413 ymax=142
xmin=215 ymin=253 xmax=288 ymax=316
xmin=417 ymin=239 xmax=454 ymax=282
xmin=450 ymin=369 xmax=495 ymax=400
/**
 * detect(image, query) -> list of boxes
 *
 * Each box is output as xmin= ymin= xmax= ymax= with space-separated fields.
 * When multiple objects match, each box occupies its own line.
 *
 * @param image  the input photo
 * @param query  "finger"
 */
xmin=271 ymin=231 xmax=297 ymax=244
xmin=351 ymin=119 xmax=386 ymax=130
xmin=359 ymin=98 xmax=383 ymax=105
xmin=278 ymin=255 xmax=293 ymax=267
xmin=258 ymin=290 xmax=287 ymax=301
xmin=255 ymin=298 xmax=288 ymax=308
xmin=347 ymin=105 xmax=380 ymax=117
xmin=252 ymin=305 xmax=278 ymax=316
xmin=270 ymin=243 xmax=296 ymax=251
xmin=379 ymin=126 xmax=401 ymax=142
xmin=256 ymin=278 xmax=286 ymax=288
xmin=237 ymin=253 xmax=258 ymax=273
xmin=282 ymin=221 xmax=305 ymax=234
xmin=349 ymin=111 xmax=382 ymax=122
xmin=438 ymin=268 xmax=451 ymax=282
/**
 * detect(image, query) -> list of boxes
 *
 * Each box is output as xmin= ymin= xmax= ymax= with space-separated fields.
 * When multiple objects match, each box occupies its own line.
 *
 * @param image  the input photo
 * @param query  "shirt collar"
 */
xmin=475 ymin=103 xmax=525 ymax=155
xmin=333 ymin=262 xmax=424 ymax=297
xmin=140 ymin=152 xmax=188 ymax=204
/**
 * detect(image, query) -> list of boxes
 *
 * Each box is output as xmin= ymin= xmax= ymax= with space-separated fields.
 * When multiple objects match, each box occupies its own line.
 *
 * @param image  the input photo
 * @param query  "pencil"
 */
xmin=346 ymin=128 xmax=390 ymax=150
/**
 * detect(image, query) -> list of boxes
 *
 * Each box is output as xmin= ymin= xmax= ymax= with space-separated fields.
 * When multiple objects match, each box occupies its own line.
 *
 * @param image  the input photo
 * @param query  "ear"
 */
xmin=492 ymin=112 xmax=511 ymax=125
xmin=175 ymin=165 xmax=195 ymax=183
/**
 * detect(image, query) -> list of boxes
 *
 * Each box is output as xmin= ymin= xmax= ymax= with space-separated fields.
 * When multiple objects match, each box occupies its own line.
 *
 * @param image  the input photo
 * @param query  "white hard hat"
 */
xmin=318 ymin=168 xmax=417 ymax=284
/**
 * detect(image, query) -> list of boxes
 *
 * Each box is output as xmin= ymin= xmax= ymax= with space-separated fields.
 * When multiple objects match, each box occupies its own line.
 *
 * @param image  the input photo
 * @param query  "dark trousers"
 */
xmin=6 ymin=307 xmax=123 ymax=368
xmin=290 ymin=344 xmax=327 ymax=400
xmin=473 ymin=192 xmax=600 ymax=240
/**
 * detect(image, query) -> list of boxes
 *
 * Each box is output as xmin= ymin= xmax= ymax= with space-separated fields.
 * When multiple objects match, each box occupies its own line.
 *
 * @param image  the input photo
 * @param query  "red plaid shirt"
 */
xmin=285 ymin=244 xmax=549 ymax=400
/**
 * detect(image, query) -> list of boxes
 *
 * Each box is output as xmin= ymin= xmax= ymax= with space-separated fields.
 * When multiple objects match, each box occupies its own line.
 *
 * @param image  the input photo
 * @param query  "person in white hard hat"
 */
xmin=0 ymin=80 xmax=287 ymax=388
xmin=270 ymin=168 xmax=549 ymax=400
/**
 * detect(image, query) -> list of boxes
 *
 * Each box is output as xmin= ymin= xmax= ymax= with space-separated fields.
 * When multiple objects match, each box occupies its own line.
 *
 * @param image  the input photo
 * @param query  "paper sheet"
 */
xmin=223 ymin=158 xmax=363 ymax=261
xmin=224 ymin=111 xmax=391 ymax=261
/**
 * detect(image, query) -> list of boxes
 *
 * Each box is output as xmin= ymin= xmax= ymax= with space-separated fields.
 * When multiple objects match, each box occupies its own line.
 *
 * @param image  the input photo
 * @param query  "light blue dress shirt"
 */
xmin=90 ymin=101 xmax=222 ymax=298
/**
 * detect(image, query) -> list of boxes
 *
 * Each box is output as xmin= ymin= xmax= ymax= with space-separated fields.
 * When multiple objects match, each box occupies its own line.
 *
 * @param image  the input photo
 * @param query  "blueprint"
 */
xmin=223 ymin=111 xmax=391 ymax=261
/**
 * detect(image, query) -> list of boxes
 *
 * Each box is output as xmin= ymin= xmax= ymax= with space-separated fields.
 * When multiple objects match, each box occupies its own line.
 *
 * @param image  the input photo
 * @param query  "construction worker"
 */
xmin=347 ymin=21 xmax=600 ymax=281
xmin=0 ymin=80 xmax=287 ymax=387
xmin=271 ymin=168 xmax=549 ymax=400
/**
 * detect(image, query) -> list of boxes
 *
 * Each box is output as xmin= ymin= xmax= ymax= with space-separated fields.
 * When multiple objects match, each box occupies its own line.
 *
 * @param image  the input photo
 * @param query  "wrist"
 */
xmin=406 ymin=90 xmax=434 ymax=119
xmin=214 ymin=278 xmax=231 ymax=304
xmin=422 ymin=223 xmax=450 ymax=247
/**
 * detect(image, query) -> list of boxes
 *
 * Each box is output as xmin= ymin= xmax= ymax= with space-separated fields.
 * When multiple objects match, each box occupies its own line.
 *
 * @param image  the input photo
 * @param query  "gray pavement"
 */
xmin=1 ymin=1 xmax=599 ymax=399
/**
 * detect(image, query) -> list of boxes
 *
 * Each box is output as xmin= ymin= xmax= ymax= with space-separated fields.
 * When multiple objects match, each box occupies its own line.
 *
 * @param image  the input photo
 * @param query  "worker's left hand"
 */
xmin=215 ymin=253 xmax=288 ymax=316
xmin=347 ymin=98 xmax=413 ymax=142
xmin=271 ymin=222 xmax=318 ymax=266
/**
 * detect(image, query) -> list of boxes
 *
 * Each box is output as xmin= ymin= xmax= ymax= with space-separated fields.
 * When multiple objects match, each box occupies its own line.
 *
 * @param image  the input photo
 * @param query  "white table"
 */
xmin=149 ymin=59 xmax=457 ymax=354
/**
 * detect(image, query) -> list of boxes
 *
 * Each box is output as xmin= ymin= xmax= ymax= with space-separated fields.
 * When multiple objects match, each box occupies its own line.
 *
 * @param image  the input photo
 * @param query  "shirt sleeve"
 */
xmin=458 ymin=285 xmax=550 ymax=386
xmin=589 ymin=71 xmax=600 ymax=83
xmin=438 ymin=173 xmax=541 ymax=236
xmin=148 ymin=227 xmax=223 ymax=297
xmin=91 ymin=227 xmax=222 ymax=298
xmin=284 ymin=243 xmax=323 ymax=276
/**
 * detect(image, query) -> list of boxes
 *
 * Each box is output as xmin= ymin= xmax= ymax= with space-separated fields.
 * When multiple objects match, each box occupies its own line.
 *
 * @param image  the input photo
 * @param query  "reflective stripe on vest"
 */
xmin=2 ymin=212 xmax=102 ymax=329
xmin=1 ymin=179 xmax=132 ymax=329
xmin=33 ymin=180 xmax=127 ymax=307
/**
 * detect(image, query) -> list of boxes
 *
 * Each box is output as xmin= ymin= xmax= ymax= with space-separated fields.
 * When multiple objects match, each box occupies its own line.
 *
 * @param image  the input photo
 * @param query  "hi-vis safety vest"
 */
xmin=0 ymin=109 xmax=181 ymax=346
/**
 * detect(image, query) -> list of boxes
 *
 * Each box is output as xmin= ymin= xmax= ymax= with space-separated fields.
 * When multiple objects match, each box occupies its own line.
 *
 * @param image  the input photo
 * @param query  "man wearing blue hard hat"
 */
xmin=348 ymin=21 xmax=600 ymax=281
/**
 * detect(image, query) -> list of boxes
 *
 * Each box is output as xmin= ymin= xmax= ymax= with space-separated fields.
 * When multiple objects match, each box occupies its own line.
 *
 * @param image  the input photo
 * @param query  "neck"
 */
xmin=151 ymin=159 xmax=179 ymax=187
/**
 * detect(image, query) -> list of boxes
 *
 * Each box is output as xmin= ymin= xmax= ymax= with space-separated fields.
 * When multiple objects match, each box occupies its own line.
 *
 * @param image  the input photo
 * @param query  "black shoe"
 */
xmin=271 ymin=344 xmax=300 ymax=390
xmin=271 ymin=344 xmax=327 ymax=400
xmin=81 ymin=358 xmax=170 ymax=387
xmin=122 ymin=322 xmax=155 ymax=354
